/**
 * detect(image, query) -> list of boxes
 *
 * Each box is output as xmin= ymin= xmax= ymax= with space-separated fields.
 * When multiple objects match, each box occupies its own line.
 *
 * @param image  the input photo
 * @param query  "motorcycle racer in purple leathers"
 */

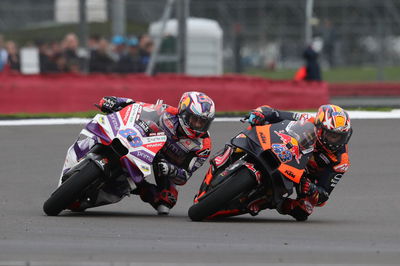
xmin=59 ymin=92 xmax=215 ymax=215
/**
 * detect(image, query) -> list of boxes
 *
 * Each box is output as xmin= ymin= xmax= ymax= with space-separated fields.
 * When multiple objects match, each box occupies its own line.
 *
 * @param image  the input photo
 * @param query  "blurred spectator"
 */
xmin=0 ymin=32 xmax=155 ymax=75
xmin=50 ymin=40 xmax=63 ymax=57
xmin=138 ymin=34 xmax=153 ymax=71
xmin=303 ymin=45 xmax=322 ymax=81
xmin=0 ymin=35 xmax=8 ymax=71
xmin=89 ymin=37 xmax=114 ymax=73
xmin=37 ymin=40 xmax=58 ymax=73
xmin=88 ymin=33 xmax=101 ymax=52
xmin=110 ymin=35 xmax=127 ymax=62
xmin=114 ymin=36 xmax=142 ymax=73
xmin=5 ymin=41 xmax=20 ymax=72
xmin=62 ymin=33 xmax=80 ymax=73
xmin=321 ymin=19 xmax=337 ymax=68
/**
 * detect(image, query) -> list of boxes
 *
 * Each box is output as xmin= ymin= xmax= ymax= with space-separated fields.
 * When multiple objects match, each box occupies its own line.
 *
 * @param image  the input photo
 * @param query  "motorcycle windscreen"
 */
xmin=268 ymin=121 xmax=315 ymax=183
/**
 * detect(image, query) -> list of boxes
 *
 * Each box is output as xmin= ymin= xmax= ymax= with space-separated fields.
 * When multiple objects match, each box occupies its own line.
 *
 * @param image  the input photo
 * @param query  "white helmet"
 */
xmin=178 ymin=91 xmax=215 ymax=138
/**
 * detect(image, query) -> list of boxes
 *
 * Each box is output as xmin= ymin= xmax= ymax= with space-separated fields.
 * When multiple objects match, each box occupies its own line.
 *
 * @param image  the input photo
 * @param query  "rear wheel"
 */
xmin=188 ymin=167 xmax=257 ymax=221
xmin=43 ymin=160 xmax=104 ymax=216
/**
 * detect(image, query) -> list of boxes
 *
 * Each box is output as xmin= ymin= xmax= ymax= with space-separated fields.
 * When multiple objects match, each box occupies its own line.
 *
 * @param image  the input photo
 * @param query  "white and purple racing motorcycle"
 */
xmin=43 ymin=101 xmax=167 ymax=216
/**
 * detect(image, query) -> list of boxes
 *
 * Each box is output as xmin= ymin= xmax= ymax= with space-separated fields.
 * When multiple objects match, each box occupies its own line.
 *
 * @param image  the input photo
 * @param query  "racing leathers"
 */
xmin=59 ymin=96 xmax=212 ymax=213
xmin=249 ymin=105 xmax=351 ymax=221
xmin=133 ymin=102 xmax=212 ymax=213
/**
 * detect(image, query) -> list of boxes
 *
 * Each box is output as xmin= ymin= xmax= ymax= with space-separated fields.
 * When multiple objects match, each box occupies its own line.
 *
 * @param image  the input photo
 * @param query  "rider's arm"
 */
xmin=157 ymin=137 xmax=212 ymax=186
xmin=305 ymin=148 xmax=351 ymax=206
xmin=248 ymin=105 xmax=302 ymax=125
xmin=97 ymin=96 xmax=134 ymax=114
xmin=156 ymin=159 xmax=191 ymax=185
xmin=156 ymin=157 xmax=206 ymax=186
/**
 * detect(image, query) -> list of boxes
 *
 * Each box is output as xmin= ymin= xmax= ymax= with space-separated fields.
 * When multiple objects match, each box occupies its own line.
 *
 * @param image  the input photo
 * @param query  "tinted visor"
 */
xmin=182 ymin=111 xmax=213 ymax=133
xmin=321 ymin=129 xmax=350 ymax=146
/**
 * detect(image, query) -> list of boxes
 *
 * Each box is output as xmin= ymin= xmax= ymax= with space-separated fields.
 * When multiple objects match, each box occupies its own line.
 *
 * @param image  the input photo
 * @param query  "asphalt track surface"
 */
xmin=0 ymin=119 xmax=399 ymax=265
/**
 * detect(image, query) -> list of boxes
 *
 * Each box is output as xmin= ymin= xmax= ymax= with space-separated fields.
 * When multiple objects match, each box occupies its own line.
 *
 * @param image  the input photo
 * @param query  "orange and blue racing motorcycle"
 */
xmin=188 ymin=119 xmax=316 ymax=221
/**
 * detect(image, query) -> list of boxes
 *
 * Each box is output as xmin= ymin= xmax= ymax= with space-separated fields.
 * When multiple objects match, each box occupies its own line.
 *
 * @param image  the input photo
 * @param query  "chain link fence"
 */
xmin=1 ymin=0 xmax=400 ymax=71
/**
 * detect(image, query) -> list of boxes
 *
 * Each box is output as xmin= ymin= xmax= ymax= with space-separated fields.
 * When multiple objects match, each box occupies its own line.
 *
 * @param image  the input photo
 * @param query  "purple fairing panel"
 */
xmin=73 ymin=137 xmax=96 ymax=161
xmin=86 ymin=121 xmax=112 ymax=143
xmin=107 ymin=113 xmax=121 ymax=136
xmin=121 ymin=157 xmax=144 ymax=183
xmin=130 ymin=150 xmax=154 ymax=165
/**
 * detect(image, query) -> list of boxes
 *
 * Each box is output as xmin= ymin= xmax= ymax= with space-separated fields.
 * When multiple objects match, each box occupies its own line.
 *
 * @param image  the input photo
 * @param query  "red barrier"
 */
xmin=0 ymin=73 xmax=329 ymax=114
xmin=329 ymin=82 xmax=400 ymax=96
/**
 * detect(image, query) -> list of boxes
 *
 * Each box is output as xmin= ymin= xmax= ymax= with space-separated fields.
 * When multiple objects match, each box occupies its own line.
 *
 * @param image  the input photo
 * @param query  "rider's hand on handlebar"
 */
xmin=247 ymin=110 xmax=266 ymax=126
xmin=95 ymin=96 xmax=134 ymax=114
xmin=157 ymin=159 xmax=176 ymax=177
xmin=300 ymin=177 xmax=317 ymax=196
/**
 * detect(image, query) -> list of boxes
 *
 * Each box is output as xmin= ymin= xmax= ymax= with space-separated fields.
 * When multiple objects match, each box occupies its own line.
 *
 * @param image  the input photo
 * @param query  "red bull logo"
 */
xmin=274 ymin=131 xmax=302 ymax=164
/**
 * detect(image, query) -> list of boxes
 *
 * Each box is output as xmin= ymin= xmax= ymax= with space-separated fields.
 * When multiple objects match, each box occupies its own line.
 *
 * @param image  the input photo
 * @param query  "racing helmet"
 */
xmin=178 ymin=91 xmax=215 ymax=138
xmin=314 ymin=104 xmax=352 ymax=151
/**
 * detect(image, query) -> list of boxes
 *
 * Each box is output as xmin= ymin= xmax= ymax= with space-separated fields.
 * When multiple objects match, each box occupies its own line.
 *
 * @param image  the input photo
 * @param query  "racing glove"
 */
xmin=96 ymin=96 xmax=134 ymax=114
xmin=156 ymin=159 xmax=190 ymax=185
xmin=300 ymin=177 xmax=317 ymax=197
xmin=247 ymin=110 xmax=266 ymax=126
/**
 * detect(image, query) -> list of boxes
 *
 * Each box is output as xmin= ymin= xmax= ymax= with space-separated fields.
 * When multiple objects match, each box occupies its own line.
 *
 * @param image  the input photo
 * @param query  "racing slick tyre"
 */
xmin=188 ymin=167 xmax=257 ymax=221
xmin=43 ymin=160 xmax=103 ymax=216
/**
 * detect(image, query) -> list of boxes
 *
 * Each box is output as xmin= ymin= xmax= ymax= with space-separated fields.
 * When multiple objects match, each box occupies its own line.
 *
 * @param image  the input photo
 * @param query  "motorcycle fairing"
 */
xmin=231 ymin=121 xmax=312 ymax=184
xmin=84 ymin=103 xmax=167 ymax=181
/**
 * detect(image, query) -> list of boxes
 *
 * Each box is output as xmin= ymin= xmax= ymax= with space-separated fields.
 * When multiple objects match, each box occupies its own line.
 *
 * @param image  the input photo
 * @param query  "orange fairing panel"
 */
xmin=256 ymin=125 xmax=271 ymax=150
xmin=278 ymin=164 xmax=304 ymax=184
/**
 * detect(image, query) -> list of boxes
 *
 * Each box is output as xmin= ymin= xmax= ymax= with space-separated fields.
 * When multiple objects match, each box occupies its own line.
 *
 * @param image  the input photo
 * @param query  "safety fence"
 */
xmin=0 ymin=73 xmax=329 ymax=114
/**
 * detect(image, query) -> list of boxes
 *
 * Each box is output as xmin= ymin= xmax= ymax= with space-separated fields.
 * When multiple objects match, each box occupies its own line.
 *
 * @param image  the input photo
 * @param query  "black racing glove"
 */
xmin=96 ymin=96 xmax=134 ymax=114
xmin=247 ymin=110 xmax=266 ymax=126
xmin=300 ymin=177 xmax=317 ymax=197
xmin=156 ymin=159 xmax=190 ymax=185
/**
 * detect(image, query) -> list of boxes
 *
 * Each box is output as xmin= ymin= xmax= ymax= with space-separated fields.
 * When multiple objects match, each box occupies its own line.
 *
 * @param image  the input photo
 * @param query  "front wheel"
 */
xmin=188 ymin=167 xmax=257 ymax=221
xmin=43 ymin=160 xmax=104 ymax=216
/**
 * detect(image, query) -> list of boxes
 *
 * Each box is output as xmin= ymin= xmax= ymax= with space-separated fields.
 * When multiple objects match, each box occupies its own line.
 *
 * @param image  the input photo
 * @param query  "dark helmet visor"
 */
xmin=182 ymin=111 xmax=213 ymax=132
xmin=321 ymin=129 xmax=350 ymax=146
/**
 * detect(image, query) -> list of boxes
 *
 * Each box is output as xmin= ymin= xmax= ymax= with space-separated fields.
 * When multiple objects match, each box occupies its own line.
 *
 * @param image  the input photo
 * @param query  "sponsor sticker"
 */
xmin=333 ymin=163 xmax=349 ymax=173
xmin=274 ymin=130 xmax=302 ymax=164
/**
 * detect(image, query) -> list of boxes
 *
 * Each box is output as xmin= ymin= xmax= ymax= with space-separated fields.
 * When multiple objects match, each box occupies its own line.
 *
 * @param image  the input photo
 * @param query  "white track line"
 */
xmin=0 ymin=110 xmax=400 ymax=126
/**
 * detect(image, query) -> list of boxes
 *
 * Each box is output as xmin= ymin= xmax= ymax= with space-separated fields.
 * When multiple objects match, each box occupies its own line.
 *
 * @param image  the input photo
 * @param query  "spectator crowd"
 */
xmin=0 ymin=32 xmax=154 ymax=74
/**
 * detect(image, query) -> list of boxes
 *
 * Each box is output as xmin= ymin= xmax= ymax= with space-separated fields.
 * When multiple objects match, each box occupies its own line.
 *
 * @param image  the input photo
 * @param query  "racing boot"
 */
xmin=156 ymin=187 xmax=178 ymax=215
xmin=277 ymin=198 xmax=313 ymax=221
xmin=157 ymin=204 xmax=170 ymax=215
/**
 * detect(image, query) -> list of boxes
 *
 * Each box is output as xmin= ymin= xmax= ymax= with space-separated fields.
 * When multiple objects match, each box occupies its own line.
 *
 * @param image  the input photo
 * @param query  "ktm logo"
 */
xmin=259 ymin=132 xmax=267 ymax=144
xmin=285 ymin=170 xmax=296 ymax=178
